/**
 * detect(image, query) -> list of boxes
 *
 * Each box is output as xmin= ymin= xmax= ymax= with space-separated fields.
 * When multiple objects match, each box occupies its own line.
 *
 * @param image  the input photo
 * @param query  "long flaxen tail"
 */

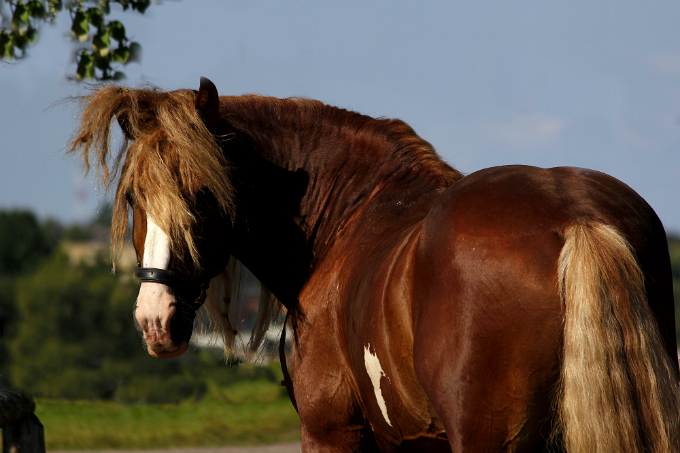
xmin=557 ymin=222 xmax=680 ymax=453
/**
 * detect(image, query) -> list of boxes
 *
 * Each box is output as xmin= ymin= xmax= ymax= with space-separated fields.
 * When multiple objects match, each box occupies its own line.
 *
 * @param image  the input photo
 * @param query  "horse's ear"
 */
xmin=195 ymin=77 xmax=219 ymax=129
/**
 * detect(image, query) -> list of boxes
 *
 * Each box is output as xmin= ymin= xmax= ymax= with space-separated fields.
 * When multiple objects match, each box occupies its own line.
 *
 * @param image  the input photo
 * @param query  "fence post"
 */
xmin=0 ymin=391 xmax=45 ymax=453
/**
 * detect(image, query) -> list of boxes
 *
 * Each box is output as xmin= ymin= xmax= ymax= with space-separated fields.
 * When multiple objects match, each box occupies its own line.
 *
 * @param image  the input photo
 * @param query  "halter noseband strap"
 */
xmin=134 ymin=267 xmax=208 ymax=311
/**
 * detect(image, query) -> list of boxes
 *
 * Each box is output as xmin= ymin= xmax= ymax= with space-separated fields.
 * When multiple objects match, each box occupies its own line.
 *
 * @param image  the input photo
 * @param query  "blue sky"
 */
xmin=1 ymin=1 xmax=680 ymax=233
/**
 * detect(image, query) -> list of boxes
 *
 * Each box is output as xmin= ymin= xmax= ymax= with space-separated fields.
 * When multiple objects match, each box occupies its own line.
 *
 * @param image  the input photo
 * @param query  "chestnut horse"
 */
xmin=69 ymin=78 xmax=680 ymax=453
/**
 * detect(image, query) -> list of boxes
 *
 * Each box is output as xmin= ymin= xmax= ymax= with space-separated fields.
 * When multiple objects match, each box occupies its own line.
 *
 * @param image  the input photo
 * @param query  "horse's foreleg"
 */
xmin=289 ymin=318 xmax=380 ymax=452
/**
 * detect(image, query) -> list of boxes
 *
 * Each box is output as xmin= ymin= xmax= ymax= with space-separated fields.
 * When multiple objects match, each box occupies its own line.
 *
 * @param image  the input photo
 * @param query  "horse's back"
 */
xmin=411 ymin=165 xmax=675 ymax=452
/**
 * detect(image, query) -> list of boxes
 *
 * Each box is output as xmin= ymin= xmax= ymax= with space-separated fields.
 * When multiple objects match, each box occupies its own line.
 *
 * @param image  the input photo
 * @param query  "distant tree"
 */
xmin=8 ymin=250 xmax=141 ymax=397
xmin=0 ymin=210 xmax=55 ymax=276
xmin=669 ymin=234 xmax=680 ymax=280
xmin=0 ymin=209 xmax=57 ymax=378
xmin=63 ymin=224 xmax=93 ymax=241
xmin=0 ymin=0 xmax=149 ymax=80
xmin=94 ymin=201 xmax=113 ymax=227
xmin=7 ymin=249 xmax=212 ymax=402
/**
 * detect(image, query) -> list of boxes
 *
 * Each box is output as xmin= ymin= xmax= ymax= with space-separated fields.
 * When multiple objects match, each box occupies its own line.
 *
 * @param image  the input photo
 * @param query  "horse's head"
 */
xmin=69 ymin=78 xmax=235 ymax=358
xmin=127 ymin=185 xmax=232 ymax=358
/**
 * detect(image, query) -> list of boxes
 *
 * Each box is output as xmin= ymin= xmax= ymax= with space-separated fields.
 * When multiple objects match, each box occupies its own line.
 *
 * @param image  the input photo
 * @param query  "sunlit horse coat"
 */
xmin=69 ymin=78 xmax=680 ymax=453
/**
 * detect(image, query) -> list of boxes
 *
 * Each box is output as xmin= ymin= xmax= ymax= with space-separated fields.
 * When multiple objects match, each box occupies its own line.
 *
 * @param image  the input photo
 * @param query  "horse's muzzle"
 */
xmin=132 ymin=286 xmax=197 ymax=358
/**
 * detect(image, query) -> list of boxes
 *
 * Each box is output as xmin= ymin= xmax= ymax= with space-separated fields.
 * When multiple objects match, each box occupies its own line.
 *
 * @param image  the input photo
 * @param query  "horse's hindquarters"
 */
xmin=412 ymin=165 xmax=678 ymax=452
xmin=412 ymin=182 xmax=564 ymax=451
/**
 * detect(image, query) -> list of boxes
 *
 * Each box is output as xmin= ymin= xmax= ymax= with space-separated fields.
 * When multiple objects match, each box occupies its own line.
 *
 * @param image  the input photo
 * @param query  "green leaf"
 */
xmin=13 ymin=2 xmax=30 ymax=26
xmin=71 ymin=9 xmax=90 ymax=42
xmin=86 ymin=7 xmax=104 ymax=29
xmin=0 ymin=30 xmax=15 ymax=59
xmin=111 ymin=44 xmax=129 ymax=63
xmin=99 ymin=0 xmax=111 ymax=15
xmin=13 ymin=31 xmax=27 ymax=52
xmin=112 ymin=71 xmax=125 ymax=81
xmin=25 ymin=27 xmax=38 ymax=45
xmin=94 ymin=53 xmax=111 ymax=71
xmin=92 ymin=30 xmax=110 ymax=57
xmin=76 ymin=51 xmax=95 ymax=80
xmin=48 ymin=0 xmax=63 ymax=18
xmin=133 ymin=0 xmax=151 ymax=14
xmin=107 ymin=20 xmax=125 ymax=42
xmin=27 ymin=0 xmax=47 ymax=19
xmin=11 ymin=2 xmax=28 ymax=32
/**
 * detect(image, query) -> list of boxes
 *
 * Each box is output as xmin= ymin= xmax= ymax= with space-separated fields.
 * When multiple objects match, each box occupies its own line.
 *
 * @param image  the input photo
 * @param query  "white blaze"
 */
xmin=136 ymin=215 xmax=176 ymax=353
xmin=142 ymin=217 xmax=171 ymax=269
xmin=364 ymin=344 xmax=392 ymax=427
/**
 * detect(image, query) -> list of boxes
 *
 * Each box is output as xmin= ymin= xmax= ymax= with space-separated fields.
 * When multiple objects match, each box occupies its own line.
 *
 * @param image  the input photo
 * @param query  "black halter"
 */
xmin=134 ymin=267 xmax=209 ymax=311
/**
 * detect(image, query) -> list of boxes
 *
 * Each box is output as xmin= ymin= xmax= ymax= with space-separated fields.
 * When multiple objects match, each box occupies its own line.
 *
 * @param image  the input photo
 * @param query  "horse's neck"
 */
xmin=223 ymin=97 xmax=456 ymax=303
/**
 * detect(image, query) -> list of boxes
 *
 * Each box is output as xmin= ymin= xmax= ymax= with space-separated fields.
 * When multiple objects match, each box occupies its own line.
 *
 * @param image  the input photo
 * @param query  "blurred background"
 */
xmin=1 ymin=1 xmax=680 ymax=450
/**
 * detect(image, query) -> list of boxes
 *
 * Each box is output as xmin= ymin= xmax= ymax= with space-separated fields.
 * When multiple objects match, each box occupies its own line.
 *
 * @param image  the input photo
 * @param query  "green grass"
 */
xmin=29 ymin=379 xmax=300 ymax=451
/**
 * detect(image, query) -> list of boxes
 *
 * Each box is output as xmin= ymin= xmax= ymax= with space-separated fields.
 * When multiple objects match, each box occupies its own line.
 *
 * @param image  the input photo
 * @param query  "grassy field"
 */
xmin=24 ymin=379 xmax=300 ymax=451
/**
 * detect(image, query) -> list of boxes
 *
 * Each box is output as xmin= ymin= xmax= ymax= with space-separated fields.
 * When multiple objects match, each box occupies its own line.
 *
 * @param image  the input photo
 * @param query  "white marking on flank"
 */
xmin=143 ymin=216 xmax=171 ymax=269
xmin=364 ymin=344 xmax=392 ymax=427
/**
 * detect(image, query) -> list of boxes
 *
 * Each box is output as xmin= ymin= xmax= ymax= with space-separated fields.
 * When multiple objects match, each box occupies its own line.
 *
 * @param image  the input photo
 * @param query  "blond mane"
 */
xmin=67 ymin=84 xmax=235 ymax=265
xmin=68 ymin=84 xmax=281 ymax=358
